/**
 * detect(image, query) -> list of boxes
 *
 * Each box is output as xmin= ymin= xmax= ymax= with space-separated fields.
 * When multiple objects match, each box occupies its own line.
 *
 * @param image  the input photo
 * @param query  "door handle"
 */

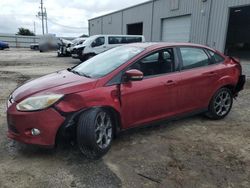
xmin=164 ymin=80 xmax=176 ymax=86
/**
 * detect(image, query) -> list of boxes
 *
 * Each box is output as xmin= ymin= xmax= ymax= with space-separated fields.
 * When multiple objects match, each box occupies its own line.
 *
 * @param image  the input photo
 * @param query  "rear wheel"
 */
xmin=77 ymin=108 xmax=113 ymax=159
xmin=205 ymin=87 xmax=233 ymax=120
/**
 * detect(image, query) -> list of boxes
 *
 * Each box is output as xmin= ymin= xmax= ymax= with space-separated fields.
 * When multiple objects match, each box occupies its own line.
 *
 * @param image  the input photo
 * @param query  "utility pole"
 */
xmin=33 ymin=21 xmax=36 ymax=34
xmin=44 ymin=8 xmax=48 ymax=34
xmin=40 ymin=0 xmax=44 ymax=35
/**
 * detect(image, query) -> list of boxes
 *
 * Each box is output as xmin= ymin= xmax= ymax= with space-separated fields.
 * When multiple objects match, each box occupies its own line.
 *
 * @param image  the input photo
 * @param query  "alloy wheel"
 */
xmin=214 ymin=90 xmax=232 ymax=116
xmin=95 ymin=112 xmax=112 ymax=149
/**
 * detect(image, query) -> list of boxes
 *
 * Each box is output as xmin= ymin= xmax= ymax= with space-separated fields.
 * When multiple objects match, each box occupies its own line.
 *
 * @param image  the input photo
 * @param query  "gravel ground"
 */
xmin=0 ymin=48 xmax=250 ymax=188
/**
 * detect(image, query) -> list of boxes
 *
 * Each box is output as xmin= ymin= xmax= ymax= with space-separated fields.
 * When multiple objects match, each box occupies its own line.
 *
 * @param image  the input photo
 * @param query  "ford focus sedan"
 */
xmin=7 ymin=43 xmax=245 ymax=159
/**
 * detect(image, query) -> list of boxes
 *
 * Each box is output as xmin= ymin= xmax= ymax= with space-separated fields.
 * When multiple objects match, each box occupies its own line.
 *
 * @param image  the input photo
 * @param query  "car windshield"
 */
xmin=72 ymin=46 xmax=144 ymax=78
xmin=81 ymin=36 xmax=97 ymax=46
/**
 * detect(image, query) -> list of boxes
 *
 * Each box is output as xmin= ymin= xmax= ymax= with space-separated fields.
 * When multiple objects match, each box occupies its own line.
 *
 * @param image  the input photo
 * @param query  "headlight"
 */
xmin=16 ymin=94 xmax=64 ymax=112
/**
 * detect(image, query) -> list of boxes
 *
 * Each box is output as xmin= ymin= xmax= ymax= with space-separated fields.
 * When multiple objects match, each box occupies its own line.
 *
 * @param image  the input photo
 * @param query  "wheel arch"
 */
xmin=101 ymin=106 xmax=122 ymax=136
xmin=55 ymin=106 xmax=122 ymax=145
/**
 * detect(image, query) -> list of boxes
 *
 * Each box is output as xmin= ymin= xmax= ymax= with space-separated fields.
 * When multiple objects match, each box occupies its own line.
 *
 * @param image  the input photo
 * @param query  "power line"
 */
xmin=46 ymin=18 xmax=88 ymax=30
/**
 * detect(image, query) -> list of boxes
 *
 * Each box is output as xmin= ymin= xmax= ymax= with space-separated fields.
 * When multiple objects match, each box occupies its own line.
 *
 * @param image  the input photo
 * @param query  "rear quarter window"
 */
xmin=207 ymin=50 xmax=225 ymax=64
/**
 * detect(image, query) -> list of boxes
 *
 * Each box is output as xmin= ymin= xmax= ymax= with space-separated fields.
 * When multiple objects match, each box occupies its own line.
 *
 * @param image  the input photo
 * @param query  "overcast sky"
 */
xmin=0 ymin=0 xmax=148 ymax=37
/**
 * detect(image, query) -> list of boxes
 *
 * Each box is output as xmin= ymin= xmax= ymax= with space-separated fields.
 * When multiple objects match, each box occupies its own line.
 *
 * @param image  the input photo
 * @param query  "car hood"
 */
xmin=75 ymin=44 xmax=86 ymax=49
xmin=12 ymin=70 xmax=97 ymax=102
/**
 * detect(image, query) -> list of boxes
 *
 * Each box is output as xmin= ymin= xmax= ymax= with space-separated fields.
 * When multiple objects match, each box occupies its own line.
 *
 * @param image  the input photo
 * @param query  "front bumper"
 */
xmin=7 ymin=102 xmax=65 ymax=147
xmin=71 ymin=47 xmax=85 ymax=59
xmin=71 ymin=53 xmax=80 ymax=59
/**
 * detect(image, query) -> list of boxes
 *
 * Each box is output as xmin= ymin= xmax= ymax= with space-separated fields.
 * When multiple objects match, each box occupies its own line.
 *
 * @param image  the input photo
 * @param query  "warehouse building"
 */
xmin=89 ymin=0 xmax=250 ymax=55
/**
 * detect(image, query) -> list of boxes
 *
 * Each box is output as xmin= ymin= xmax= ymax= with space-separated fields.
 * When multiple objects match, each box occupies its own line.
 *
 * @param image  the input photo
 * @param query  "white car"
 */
xmin=71 ymin=35 xmax=145 ymax=61
xmin=67 ymin=37 xmax=87 ymax=53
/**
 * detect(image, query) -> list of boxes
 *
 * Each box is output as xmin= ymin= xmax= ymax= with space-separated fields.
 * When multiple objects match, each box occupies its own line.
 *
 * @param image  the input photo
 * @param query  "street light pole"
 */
xmin=44 ymin=8 xmax=48 ymax=34
xmin=34 ymin=21 xmax=36 ymax=34
xmin=40 ymin=0 xmax=44 ymax=35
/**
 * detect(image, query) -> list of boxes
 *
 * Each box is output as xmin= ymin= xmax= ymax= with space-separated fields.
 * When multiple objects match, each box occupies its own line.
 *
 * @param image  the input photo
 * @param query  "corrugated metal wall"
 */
xmin=0 ymin=34 xmax=41 ymax=48
xmin=89 ymin=1 xmax=154 ymax=41
xmin=102 ymin=12 xmax=123 ymax=34
xmin=122 ymin=3 xmax=153 ymax=40
xmin=151 ymin=0 xmax=212 ymax=45
xmin=207 ymin=0 xmax=250 ymax=51
xmin=89 ymin=0 xmax=250 ymax=52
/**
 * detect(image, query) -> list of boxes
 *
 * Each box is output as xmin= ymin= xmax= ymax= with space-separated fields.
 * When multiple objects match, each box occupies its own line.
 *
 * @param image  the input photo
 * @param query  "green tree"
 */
xmin=16 ymin=28 xmax=35 ymax=36
xmin=79 ymin=34 xmax=89 ymax=38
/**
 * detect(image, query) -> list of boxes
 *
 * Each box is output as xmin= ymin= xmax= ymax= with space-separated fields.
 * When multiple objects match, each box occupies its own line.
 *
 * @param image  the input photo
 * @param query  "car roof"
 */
xmin=93 ymin=34 xmax=144 ymax=37
xmin=127 ymin=42 xmax=216 ymax=52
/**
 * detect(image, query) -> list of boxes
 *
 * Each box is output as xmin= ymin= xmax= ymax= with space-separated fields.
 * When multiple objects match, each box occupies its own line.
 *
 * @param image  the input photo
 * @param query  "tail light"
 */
xmin=230 ymin=56 xmax=242 ymax=75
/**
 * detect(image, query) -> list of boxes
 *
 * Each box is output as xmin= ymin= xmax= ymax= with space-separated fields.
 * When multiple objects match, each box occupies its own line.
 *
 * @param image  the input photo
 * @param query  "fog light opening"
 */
xmin=31 ymin=128 xmax=41 ymax=136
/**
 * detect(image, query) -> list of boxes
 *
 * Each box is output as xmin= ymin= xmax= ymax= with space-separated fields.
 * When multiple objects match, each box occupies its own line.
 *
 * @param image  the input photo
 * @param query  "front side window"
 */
xmin=92 ymin=37 xmax=105 ymax=47
xmin=130 ymin=48 xmax=174 ymax=77
xmin=180 ymin=47 xmax=209 ymax=70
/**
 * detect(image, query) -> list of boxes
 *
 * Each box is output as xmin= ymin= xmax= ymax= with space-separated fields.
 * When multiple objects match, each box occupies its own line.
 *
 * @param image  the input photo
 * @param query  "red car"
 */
xmin=7 ymin=43 xmax=245 ymax=159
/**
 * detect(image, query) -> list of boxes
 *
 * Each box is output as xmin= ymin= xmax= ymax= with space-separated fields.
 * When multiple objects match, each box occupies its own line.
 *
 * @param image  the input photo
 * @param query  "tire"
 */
xmin=79 ymin=56 xmax=86 ymax=62
xmin=86 ymin=54 xmax=96 ymax=60
xmin=57 ymin=52 xmax=62 ymax=57
xmin=205 ymin=87 xmax=233 ymax=120
xmin=77 ymin=108 xmax=114 ymax=159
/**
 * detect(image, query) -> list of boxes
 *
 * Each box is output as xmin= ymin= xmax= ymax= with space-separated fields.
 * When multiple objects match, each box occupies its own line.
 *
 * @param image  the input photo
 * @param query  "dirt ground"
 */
xmin=0 ymin=48 xmax=250 ymax=188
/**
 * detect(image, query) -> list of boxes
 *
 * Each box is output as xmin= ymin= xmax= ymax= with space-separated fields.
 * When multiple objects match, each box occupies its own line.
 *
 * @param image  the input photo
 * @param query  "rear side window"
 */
xmin=108 ymin=37 xmax=121 ymax=44
xmin=125 ymin=37 xmax=142 ymax=43
xmin=121 ymin=37 xmax=142 ymax=44
xmin=180 ymin=47 xmax=209 ymax=70
xmin=207 ymin=50 xmax=225 ymax=64
xmin=108 ymin=36 xmax=142 ymax=44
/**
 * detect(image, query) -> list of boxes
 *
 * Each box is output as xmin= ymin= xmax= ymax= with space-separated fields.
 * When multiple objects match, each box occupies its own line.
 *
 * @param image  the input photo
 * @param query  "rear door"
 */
xmin=176 ymin=47 xmax=220 ymax=113
xmin=120 ymin=48 xmax=182 ymax=128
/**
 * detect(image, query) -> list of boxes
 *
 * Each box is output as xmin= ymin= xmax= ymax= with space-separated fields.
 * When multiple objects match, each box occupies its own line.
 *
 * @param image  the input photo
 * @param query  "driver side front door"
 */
xmin=120 ymin=48 xmax=181 ymax=129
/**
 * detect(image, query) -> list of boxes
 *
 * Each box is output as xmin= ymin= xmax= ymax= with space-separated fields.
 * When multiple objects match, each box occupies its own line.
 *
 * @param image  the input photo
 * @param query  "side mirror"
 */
xmin=124 ymin=69 xmax=144 ymax=82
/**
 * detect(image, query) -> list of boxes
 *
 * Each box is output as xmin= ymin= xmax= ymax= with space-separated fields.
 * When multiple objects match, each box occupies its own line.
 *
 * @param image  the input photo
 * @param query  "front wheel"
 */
xmin=77 ymin=108 xmax=114 ymax=159
xmin=86 ymin=54 xmax=95 ymax=60
xmin=205 ymin=87 xmax=233 ymax=120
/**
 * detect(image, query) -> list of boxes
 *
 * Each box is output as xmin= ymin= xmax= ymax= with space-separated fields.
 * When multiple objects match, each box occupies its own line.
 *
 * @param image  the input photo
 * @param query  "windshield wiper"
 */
xmin=80 ymin=73 xmax=92 ymax=78
xmin=70 ymin=69 xmax=91 ymax=78
xmin=70 ymin=69 xmax=81 ymax=76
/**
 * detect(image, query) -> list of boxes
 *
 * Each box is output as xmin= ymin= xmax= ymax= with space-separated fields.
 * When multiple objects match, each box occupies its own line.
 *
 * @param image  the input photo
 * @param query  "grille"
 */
xmin=7 ymin=115 xmax=19 ymax=134
xmin=71 ymin=49 xmax=77 ymax=54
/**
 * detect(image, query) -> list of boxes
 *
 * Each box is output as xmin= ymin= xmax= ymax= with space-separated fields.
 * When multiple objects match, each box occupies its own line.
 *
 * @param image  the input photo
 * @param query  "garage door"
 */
xmin=161 ymin=15 xmax=191 ymax=42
